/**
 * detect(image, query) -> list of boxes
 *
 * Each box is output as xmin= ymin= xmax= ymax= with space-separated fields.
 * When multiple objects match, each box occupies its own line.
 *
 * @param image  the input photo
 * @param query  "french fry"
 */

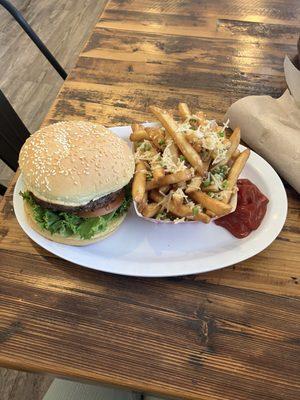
xmin=193 ymin=210 xmax=211 ymax=223
xmin=148 ymin=190 xmax=163 ymax=203
xmin=131 ymin=123 xmax=140 ymax=133
xmin=189 ymin=191 xmax=232 ymax=216
xmin=130 ymin=124 xmax=149 ymax=142
xmin=132 ymin=161 xmax=147 ymax=203
xmin=203 ymin=158 xmax=211 ymax=174
xmin=172 ymin=192 xmax=184 ymax=207
xmin=178 ymin=103 xmax=191 ymax=120
xmin=137 ymin=191 xmax=148 ymax=213
xmin=196 ymin=111 xmax=205 ymax=118
xmin=214 ymin=127 xmax=240 ymax=167
xmin=165 ymin=133 xmax=179 ymax=163
xmin=149 ymin=106 xmax=204 ymax=175
xmin=130 ymin=132 xmax=148 ymax=142
xmin=185 ymin=176 xmax=202 ymax=193
xmin=150 ymin=191 xmax=211 ymax=223
xmin=232 ymin=149 xmax=240 ymax=160
xmin=145 ymin=127 xmax=165 ymax=150
xmin=146 ymin=169 xmax=193 ymax=191
xmin=226 ymin=149 xmax=250 ymax=193
xmin=159 ymin=185 xmax=170 ymax=194
xmin=201 ymin=183 xmax=219 ymax=192
xmin=152 ymin=167 xmax=164 ymax=181
xmin=227 ymin=149 xmax=241 ymax=167
xmin=136 ymin=140 xmax=164 ymax=180
xmin=185 ymin=130 xmax=202 ymax=153
xmin=206 ymin=210 xmax=215 ymax=218
xmin=150 ymin=146 xmax=165 ymax=180
xmin=173 ymin=181 xmax=187 ymax=190
xmin=142 ymin=203 xmax=161 ymax=218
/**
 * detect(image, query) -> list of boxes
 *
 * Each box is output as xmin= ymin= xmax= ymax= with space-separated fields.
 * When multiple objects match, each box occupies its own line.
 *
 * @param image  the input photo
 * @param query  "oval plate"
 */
xmin=13 ymin=125 xmax=287 ymax=277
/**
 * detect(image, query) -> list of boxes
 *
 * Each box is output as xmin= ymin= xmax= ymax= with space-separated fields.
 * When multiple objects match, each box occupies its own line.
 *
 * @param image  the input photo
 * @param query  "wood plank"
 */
xmin=46 ymin=80 xmax=245 ymax=123
xmin=98 ymin=8 xmax=300 ymax=43
xmin=64 ymin=57 xmax=286 ymax=101
xmin=0 ymin=251 xmax=299 ymax=400
xmin=217 ymin=19 xmax=300 ymax=41
xmin=0 ymin=368 xmax=52 ymax=400
xmin=81 ymin=27 xmax=295 ymax=75
xmin=105 ymin=0 xmax=300 ymax=24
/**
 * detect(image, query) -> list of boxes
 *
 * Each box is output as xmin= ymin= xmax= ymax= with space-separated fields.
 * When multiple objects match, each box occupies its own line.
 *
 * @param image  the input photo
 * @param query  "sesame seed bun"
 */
xmin=19 ymin=121 xmax=134 ymax=207
xmin=24 ymin=201 xmax=126 ymax=246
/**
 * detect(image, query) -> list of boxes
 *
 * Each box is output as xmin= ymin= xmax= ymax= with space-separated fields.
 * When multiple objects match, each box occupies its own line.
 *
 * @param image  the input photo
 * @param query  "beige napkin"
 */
xmin=226 ymin=56 xmax=300 ymax=193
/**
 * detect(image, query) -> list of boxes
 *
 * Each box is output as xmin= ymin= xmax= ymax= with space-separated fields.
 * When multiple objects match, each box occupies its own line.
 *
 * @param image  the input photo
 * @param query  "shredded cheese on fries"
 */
xmin=175 ymin=115 xmax=231 ymax=165
xmin=131 ymin=106 xmax=243 ymax=223
xmin=162 ymin=141 xmax=187 ymax=173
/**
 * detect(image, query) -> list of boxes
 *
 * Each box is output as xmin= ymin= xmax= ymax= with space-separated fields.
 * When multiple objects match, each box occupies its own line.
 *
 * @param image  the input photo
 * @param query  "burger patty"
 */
xmin=31 ymin=188 xmax=124 ymax=213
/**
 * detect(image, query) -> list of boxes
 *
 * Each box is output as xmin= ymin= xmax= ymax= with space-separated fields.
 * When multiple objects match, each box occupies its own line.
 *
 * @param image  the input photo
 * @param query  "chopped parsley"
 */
xmin=142 ymin=142 xmax=151 ymax=151
xmin=156 ymin=211 xmax=168 ymax=220
xmin=212 ymin=165 xmax=230 ymax=178
xmin=146 ymin=172 xmax=153 ymax=181
xmin=221 ymin=179 xmax=228 ymax=190
xmin=188 ymin=116 xmax=199 ymax=130
xmin=192 ymin=206 xmax=199 ymax=215
xmin=202 ymin=178 xmax=211 ymax=187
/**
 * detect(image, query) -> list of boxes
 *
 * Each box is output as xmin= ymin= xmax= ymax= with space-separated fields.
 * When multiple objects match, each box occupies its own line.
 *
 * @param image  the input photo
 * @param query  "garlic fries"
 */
xmin=130 ymin=103 xmax=248 ymax=223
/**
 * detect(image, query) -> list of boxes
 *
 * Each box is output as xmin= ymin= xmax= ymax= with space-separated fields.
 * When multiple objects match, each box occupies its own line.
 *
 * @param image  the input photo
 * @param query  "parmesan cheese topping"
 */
xmin=175 ymin=115 xmax=231 ymax=165
xmin=162 ymin=141 xmax=187 ymax=173
xmin=133 ymin=112 xmax=233 ymax=222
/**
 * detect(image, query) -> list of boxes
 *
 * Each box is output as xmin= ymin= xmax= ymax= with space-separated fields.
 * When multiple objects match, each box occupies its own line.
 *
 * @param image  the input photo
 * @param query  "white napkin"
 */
xmin=226 ymin=56 xmax=300 ymax=193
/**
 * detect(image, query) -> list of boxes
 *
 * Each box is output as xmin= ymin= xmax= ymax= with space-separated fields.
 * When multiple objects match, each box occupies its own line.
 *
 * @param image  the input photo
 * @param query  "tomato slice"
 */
xmin=76 ymin=191 xmax=125 ymax=218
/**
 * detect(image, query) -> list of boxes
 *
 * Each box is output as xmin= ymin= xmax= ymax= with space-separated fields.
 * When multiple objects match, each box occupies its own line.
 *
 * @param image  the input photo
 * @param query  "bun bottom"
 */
xmin=24 ymin=202 xmax=127 ymax=246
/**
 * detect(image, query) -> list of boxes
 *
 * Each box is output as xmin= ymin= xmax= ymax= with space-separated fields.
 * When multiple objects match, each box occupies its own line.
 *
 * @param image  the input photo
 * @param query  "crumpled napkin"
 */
xmin=226 ymin=56 xmax=300 ymax=193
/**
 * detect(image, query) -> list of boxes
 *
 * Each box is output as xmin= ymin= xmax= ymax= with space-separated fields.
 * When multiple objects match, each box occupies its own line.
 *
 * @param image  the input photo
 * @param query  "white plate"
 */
xmin=13 ymin=125 xmax=287 ymax=277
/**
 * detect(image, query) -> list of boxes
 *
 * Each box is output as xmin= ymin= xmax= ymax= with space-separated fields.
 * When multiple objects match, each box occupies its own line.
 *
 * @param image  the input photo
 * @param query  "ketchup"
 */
xmin=215 ymin=179 xmax=269 ymax=238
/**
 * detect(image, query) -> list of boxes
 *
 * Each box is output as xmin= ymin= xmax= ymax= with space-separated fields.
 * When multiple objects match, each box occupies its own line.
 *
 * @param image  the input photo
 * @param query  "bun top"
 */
xmin=19 ymin=121 xmax=134 ymax=206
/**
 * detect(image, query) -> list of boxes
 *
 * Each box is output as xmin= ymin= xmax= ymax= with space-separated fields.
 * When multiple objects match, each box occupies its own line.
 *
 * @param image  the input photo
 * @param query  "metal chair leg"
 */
xmin=0 ymin=183 xmax=7 ymax=196
xmin=0 ymin=0 xmax=67 ymax=80
xmin=0 ymin=89 xmax=30 ymax=171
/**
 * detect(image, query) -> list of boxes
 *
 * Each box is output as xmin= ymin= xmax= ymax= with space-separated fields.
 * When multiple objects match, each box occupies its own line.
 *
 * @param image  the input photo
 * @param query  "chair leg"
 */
xmin=0 ymin=183 xmax=7 ymax=196
xmin=0 ymin=89 xmax=30 ymax=171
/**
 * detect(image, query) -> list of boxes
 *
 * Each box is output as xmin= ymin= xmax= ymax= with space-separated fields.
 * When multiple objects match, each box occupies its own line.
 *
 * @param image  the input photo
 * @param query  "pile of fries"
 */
xmin=131 ymin=103 xmax=250 ymax=223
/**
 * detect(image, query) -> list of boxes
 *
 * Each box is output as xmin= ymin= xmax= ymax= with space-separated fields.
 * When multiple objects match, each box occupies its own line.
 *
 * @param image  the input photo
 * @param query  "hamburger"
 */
xmin=19 ymin=121 xmax=135 ymax=245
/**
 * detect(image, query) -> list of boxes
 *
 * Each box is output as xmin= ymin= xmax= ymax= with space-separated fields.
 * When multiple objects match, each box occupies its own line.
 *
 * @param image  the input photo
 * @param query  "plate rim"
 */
xmin=13 ymin=125 xmax=288 ymax=277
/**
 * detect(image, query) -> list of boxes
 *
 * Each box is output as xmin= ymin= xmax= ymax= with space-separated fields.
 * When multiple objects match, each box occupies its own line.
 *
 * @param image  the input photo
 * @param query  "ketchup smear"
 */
xmin=215 ymin=179 xmax=269 ymax=239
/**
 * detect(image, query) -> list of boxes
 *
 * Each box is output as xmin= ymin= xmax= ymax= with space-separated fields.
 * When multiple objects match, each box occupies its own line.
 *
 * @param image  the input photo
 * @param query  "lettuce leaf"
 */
xmin=20 ymin=188 xmax=131 ymax=240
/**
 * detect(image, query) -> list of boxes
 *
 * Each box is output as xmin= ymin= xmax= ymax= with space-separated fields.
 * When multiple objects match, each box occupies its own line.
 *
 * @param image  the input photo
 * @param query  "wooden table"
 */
xmin=1 ymin=1 xmax=299 ymax=399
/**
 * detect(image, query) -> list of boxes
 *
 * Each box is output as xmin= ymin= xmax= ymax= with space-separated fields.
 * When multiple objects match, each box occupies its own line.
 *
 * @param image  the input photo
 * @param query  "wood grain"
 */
xmin=0 ymin=251 xmax=299 ymax=400
xmin=0 ymin=0 xmax=300 ymax=399
xmin=0 ymin=368 xmax=52 ymax=400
